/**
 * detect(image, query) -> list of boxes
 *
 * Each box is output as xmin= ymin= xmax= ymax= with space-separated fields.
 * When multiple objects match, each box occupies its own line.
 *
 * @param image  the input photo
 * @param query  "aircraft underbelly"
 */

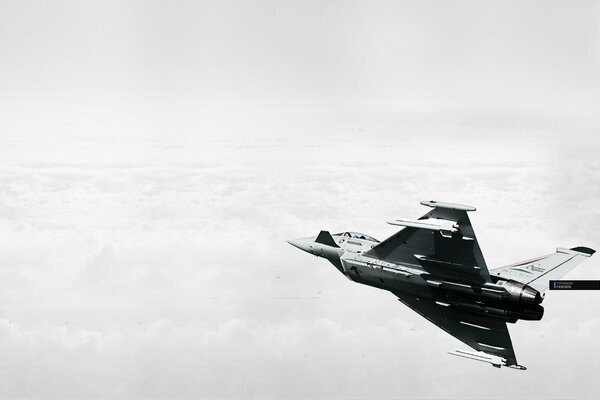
xmin=343 ymin=261 xmax=543 ymax=322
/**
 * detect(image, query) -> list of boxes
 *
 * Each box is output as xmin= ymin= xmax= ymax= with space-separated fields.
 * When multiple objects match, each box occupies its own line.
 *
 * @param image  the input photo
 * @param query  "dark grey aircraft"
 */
xmin=288 ymin=201 xmax=595 ymax=370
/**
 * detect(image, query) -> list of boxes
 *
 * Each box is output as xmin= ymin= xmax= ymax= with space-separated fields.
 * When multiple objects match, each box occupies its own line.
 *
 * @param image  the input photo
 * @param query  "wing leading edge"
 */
xmin=364 ymin=201 xmax=491 ymax=283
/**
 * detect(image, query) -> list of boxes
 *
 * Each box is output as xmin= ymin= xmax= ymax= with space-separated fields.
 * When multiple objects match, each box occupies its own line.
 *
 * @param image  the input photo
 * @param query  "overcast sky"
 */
xmin=0 ymin=1 xmax=599 ymax=399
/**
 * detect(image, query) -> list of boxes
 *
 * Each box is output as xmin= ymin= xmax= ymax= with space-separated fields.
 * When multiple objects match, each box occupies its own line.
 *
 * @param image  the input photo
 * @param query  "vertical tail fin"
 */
xmin=490 ymin=247 xmax=595 ymax=293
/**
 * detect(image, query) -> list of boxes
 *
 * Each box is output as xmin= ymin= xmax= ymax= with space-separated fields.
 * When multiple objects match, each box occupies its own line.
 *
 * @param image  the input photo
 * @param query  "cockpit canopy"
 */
xmin=334 ymin=231 xmax=379 ymax=242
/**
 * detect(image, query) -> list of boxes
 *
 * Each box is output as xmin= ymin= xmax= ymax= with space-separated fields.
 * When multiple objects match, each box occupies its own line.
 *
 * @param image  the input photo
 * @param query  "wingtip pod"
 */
xmin=420 ymin=200 xmax=476 ymax=212
xmin=507 ymin=364 xmax=527 ymax=371
xmin=569 ymin=246 xmax=595 ymax=256
xmin=448 ymin=349 xmax=527 ymax=370
xmin=447 ymin=349 xmax=505 ymax=368
xmin=557 ymin=247 xmax=596 ymax=257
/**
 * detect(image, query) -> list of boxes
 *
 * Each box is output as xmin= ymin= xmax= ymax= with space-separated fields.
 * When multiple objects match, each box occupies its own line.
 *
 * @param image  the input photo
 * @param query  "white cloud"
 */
xmin=0 ymin=110 xmax=598 ymax=398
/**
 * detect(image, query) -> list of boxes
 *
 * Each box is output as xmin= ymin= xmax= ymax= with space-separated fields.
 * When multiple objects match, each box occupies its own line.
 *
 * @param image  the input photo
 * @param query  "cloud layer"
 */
xmin=0 ymin=100 xmax=599 ymax=398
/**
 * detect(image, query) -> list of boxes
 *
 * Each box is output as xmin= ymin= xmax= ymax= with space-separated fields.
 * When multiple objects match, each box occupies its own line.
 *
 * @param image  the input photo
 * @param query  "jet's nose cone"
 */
xmin=287 ymin=237 xmax=313 ymax=253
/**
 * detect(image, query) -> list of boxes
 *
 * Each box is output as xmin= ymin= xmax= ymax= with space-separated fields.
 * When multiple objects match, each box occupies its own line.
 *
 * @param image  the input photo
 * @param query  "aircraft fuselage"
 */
xmin=289 ymin=232 xmax=544 ymax=323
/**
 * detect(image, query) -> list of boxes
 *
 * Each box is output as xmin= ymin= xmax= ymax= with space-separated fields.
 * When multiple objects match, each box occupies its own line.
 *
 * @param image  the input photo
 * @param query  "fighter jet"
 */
xmin=287 ymin=200 xmax=595 ymax=370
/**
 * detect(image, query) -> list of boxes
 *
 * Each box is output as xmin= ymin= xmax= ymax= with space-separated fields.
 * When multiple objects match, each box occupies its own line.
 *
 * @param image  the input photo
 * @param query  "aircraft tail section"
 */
xmin=490 ymin=247 xmax=595 ymax=293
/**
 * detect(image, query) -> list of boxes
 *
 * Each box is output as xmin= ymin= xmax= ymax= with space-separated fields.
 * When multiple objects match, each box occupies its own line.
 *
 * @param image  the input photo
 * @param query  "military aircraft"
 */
xmin=287 ymin=200 xmax=595 ymax=370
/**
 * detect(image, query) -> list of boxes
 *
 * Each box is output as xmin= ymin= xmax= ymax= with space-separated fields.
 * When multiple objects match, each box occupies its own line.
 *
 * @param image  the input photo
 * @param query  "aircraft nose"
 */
xmin=287 ymin=236 xmax=314 ymax=253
